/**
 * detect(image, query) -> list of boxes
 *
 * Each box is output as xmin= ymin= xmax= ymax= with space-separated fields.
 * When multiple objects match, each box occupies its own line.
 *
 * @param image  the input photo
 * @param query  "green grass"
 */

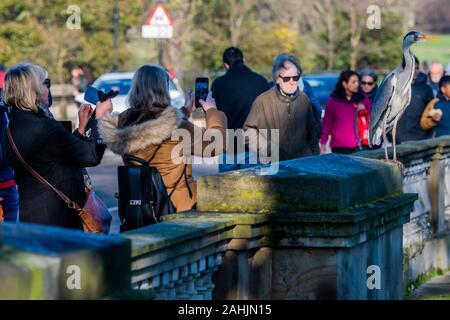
xmin=413 ymin=34 xmax=450 ymax=66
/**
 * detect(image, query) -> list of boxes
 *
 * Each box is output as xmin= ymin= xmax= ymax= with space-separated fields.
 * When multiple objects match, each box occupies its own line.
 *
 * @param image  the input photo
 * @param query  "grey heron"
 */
xmin=369 ymin=31 xmax=438 ymax=162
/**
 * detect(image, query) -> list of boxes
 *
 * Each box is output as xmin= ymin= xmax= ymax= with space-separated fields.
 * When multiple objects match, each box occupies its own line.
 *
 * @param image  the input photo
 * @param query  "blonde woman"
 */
xmin=2 ymin=63 xmax=111 ymax=229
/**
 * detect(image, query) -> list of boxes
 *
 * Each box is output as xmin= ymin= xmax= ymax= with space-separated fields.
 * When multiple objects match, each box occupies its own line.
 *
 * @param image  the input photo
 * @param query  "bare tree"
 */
xmin=308 ymin=0 xmax=337 ymax=71
xmin=228 ymin=0 xmax=258 ymax=46
xmin=345 ymin=0 xmax=371 ymax=70
xmin=164 ymin=0 xmax=202 ymax=83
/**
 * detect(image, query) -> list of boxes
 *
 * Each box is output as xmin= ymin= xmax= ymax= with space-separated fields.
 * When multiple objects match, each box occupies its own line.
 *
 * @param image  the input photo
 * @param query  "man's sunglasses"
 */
xmin=361 ymin=81 xmax=374 ymax=86
xmin=279 ymin=75 xmax=300 ymax=83
xmin=43 ymin=78 xmax=51 ymax=89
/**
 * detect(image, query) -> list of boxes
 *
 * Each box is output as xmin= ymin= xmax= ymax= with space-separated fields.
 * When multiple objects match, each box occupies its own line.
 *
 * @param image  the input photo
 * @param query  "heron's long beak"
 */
xmin=420 ymin=34 xmax=439 ymax=41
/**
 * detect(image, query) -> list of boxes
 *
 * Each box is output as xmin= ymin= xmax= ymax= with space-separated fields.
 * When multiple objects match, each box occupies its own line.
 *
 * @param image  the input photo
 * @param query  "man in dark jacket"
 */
xmin=211 ymin=47 xmax=268 ymax=172
xmin=396 ymin=56 xmax=435 ymax=143
xmin=244 ymin=53 xmax=320 ymax=162
xmin=267 ymin=77 xmax=322 ymax=129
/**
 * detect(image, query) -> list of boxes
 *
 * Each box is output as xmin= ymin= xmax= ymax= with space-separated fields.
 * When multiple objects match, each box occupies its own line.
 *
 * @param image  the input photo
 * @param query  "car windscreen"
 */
xmin=304 ymin=76 xmax=337 ymax=92
xmin=95 ymin=78 xmax=177 ymax=95
xmin=95 ymin=79 xmax=131 ymax=95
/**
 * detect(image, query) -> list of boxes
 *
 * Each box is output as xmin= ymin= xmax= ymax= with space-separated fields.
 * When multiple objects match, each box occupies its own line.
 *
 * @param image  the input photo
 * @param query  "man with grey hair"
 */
xmin=243 ymin=53 xmax=319 ymax=162
xmin=427 ymin=62 xmax=444 ymax=97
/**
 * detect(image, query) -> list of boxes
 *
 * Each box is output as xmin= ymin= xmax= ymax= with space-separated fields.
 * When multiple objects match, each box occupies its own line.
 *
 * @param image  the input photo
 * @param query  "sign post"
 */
xmin=142 ymin=3 xmax=174 ymax=67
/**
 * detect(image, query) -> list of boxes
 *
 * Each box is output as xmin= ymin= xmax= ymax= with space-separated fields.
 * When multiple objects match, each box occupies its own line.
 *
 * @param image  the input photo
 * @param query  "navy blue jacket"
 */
xmin=433 ymin=97 xmax=450 ymax=138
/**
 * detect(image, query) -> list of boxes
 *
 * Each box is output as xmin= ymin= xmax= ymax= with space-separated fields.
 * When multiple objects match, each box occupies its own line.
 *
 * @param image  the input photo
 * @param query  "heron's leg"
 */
xmin=392 ymin=117 xmax=399 ymax=162
xmin=383 ymin=114 xmax=388 ymax=161
xmin=392 ymin=111 xmax=405 ymax=162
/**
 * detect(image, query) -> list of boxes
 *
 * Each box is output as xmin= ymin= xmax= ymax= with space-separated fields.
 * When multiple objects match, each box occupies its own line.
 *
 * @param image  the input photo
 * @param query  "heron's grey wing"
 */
xmin=370 ymin=72 xmax=397 ymax=132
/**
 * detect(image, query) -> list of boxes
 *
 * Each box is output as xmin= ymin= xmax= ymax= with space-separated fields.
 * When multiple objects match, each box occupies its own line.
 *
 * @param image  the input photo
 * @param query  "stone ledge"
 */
xmin=123 ymin=220 xmax=236 ymax=257
xmin=197 ymin=154 xmax=403 ymax=213
xmin=1 ymin=223 xmax=131 ymax=299
xmin=355 ymin=136 xmax=450 ymax=163
xmin=0 ymin=246 xmax=61 ymax=299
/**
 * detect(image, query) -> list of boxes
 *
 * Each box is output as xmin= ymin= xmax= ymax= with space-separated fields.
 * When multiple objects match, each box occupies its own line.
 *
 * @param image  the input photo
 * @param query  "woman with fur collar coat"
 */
xmin=99 ymin=65 xmax=227 ymax=212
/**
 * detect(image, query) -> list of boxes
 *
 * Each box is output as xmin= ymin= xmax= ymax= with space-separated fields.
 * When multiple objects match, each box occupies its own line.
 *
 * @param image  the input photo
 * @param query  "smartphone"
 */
xmin=84 ymin=85 xmax=100 ymax=105
xmin=195 ymin=77 xmax=209 ymax=109
xmin=84 ymin=85 xmax=119 ymax=105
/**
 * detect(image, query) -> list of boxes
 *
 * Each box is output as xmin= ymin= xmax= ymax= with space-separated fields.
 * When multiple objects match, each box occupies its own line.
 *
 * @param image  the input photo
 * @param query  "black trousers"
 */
xmin=331 ymin=147 xmax=358 ymax=154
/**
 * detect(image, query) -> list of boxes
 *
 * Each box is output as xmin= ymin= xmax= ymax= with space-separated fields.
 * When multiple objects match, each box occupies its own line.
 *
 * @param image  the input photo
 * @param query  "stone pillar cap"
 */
xmin=197 ymin=154 xmax=403 ymax=213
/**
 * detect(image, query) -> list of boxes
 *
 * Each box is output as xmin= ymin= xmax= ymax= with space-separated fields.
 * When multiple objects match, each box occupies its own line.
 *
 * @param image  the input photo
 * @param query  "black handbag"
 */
xmin=117 ymin=145 xmax=192 ymax=232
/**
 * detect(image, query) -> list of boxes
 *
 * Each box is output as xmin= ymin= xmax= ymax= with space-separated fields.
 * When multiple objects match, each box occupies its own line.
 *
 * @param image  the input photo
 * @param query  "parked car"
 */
xmin=303 ymin=73 xmax=339 ymax=110
xmin=75 ymin=71 xmax=185 ymax=113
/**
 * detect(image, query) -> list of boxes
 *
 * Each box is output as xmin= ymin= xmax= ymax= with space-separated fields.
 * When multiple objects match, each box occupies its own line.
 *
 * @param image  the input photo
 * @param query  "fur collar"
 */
xmin=98 ymin=106 xmax=184 ymax=155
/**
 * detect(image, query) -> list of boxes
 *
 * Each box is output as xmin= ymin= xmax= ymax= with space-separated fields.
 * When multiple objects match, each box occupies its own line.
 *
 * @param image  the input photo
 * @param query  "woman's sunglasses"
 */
xmin=361 ymin=81 xmax=374 ymax=86
xmin=279 ymin=75 xmax=300 ymax=83
xmin=43 ymin=78 xmax=51 ymax=89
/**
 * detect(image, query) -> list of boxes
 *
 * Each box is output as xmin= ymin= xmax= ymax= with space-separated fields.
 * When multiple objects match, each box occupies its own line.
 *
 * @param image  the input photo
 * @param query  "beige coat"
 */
xmin=99 ymin=107 xmax=227 ymax=212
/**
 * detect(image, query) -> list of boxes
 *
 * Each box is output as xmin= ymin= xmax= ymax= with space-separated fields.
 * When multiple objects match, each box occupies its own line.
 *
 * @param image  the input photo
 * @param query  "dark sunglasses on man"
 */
xmin=361 ymin=81 xmax=374 ymax=86
xmin=279 ymin=75 xmax=300 ymax=83
xmin=43 ymin=78 xmax=51 ymax=89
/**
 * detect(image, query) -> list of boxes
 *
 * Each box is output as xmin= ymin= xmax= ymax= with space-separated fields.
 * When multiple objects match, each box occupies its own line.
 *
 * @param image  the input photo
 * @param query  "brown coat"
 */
xmin=243 ymin=86 xmax=319 ymax=161
xmin=99 ymin=107 xmax=227 ymax=212
xmin=420 ymin=97 xmax=439 ymax=131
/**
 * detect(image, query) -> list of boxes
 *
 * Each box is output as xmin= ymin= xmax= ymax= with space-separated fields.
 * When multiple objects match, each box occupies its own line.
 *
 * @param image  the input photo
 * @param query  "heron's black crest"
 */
xmin=403 ymin=31 xmax=420 ymax=40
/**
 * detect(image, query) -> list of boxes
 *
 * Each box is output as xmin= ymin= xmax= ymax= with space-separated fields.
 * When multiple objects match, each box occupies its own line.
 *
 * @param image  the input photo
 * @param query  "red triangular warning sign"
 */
xmin=145 ymin=3 xmax=173 ymax=26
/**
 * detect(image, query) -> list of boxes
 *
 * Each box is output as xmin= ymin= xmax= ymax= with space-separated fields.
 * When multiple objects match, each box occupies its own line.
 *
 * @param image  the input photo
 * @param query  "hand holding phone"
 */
xmin=95 ymin=99 xmax=113 ymax=119
xmin=198 ymin=91 xmax=217 ymax=112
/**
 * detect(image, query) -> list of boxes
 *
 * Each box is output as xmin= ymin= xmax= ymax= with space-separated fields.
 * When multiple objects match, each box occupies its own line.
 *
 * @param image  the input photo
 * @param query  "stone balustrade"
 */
xmin=356 ymin=137 xmax=450 ymax=290
xmin=122 ymin=154 xmax=416 ymax=299
xmin=4 ymin=136 xmax=450 ymax=299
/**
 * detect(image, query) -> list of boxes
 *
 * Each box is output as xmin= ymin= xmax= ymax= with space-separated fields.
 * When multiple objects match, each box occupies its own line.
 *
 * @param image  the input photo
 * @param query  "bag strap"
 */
xmin=145 ymin=143 xmax=190 ymax=198
xmin=6 ymin=127 xmax=80 ymax=210
xmin=148 ymin=143 xmax=162 ymax=164
xmin=123 ymin=153 xmax=149 ymax=166
xmin=124 ymin=144 xmax=162 ymax=166
xmin=168 ymin=163 xmax=193 ymax=198
xmin=354 ymin=108 xmax=363 ymax=151
xmin=123 ymin=142 xmax=193 ymax=200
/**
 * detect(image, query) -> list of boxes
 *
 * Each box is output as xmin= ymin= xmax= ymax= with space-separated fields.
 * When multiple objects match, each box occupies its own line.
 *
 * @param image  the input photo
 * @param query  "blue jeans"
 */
xmin=0 ymin=185 xmax=19 ymax=222
xmin=219 ymin=151 xmax=259 ymax=173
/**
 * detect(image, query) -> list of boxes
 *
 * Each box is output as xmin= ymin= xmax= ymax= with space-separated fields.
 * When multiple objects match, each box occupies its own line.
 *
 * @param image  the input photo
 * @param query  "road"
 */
xmin=86 ymin=150 xmax=219 ymax=233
